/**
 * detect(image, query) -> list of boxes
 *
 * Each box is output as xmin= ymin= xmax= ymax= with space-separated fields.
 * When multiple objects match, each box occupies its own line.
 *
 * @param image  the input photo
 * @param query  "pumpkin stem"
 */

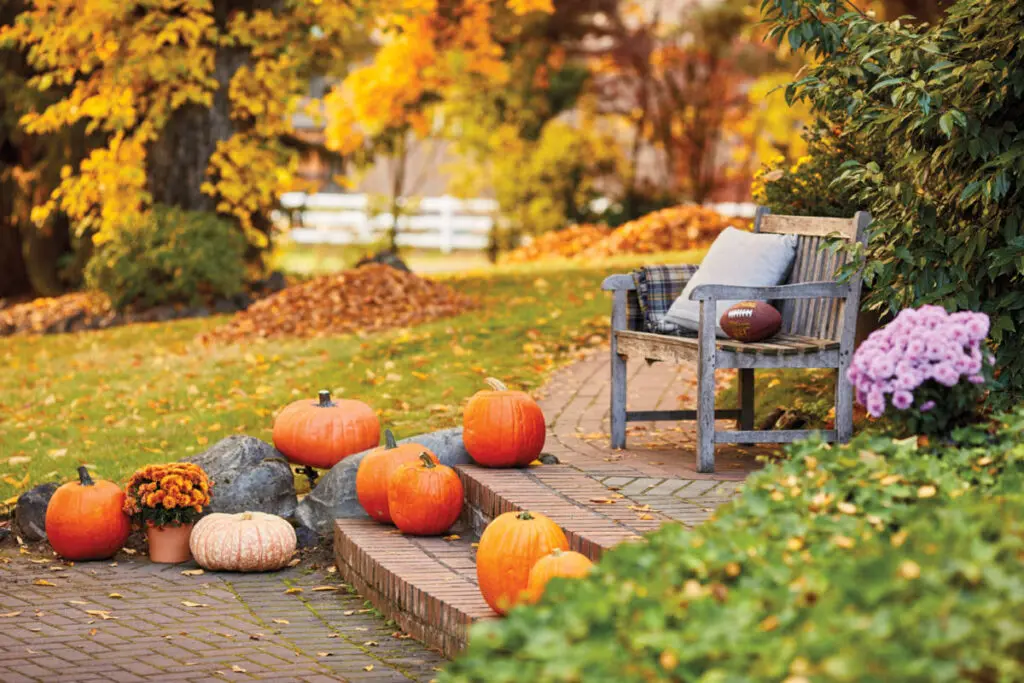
xmin=418 ymin=452 xmax=436 ymax=468
xmin=384 ymin=429 xmax=398 ymax=449
xmin=77 ymin=466 xmax=94 ymax=487
xmin=517 ymin=511 xmax=534 ymax=521
xmin=484 ymin=377 xmax=508 ymax=392
xmin=317 ymin=390 xmax=334 ymax=407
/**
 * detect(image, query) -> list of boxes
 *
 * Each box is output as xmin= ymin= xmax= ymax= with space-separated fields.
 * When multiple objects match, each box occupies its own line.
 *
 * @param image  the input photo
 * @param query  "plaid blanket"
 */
xmin=631 ymin=264 xmax=699 ymax=335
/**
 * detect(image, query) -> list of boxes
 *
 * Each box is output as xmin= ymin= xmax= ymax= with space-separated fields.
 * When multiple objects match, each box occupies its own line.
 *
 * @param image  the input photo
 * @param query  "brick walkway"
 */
xmin=536 ymin=350 xmax=773 ymax=526
xmin=0 ymin=552 xmax=445 ymax=682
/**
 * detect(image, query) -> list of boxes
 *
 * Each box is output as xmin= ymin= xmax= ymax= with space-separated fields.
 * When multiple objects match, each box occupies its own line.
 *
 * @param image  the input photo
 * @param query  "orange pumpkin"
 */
xmin=525 ymin=548 xmax=593 ymax=603
xmin=476 ymin=510 xmax=568 ymax=614
xmin=273 ymin=390 xmax=380 ymax=470
xmin=45 ymin=466 xmax=131 ymax=561
xmin=356 ymin=429 xmax=439 ymax=524
xmin=387 ymin=453 xmax=463 ymax=536
xmin=463 ymin=378 xmax=546 ymax=468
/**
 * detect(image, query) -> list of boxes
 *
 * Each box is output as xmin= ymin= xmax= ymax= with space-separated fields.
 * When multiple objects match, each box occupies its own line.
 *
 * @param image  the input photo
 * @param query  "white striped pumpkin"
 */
xmin=190 ymin=511 xmax=297 ymax=572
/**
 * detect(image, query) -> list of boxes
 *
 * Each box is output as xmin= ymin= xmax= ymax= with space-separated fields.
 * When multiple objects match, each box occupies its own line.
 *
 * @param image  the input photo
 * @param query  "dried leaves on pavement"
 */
xmin=200 ymin=264 xmax=474 ymax=342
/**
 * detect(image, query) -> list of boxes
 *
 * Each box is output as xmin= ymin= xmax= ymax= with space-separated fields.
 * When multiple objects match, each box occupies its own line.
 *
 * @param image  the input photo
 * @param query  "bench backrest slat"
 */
xmin=753 ymin=209 xmax=867 ymax=341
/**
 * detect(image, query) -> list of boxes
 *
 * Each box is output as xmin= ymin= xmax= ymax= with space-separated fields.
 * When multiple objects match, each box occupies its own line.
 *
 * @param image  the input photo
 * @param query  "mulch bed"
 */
xmin=199 ymin=264 xmax=475 ymax=343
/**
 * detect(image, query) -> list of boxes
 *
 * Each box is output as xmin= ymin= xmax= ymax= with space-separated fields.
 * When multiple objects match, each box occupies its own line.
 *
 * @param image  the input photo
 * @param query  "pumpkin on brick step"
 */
xmin=463 ymin=378 xmax=546 ymax=468
xmin=273 ymin=390 xmax=380 ymax=470
xmin=525 ymin=548 xmax=593 ymax=603
xmin=45 ymin=466 xmax=131 ymax=561
xmin=387 ymin=453 xmax=463 ymax=536
xmin=476 ymin=510 xmax=568 ymax=614
xmin=190 ymin=511 xmax=297 ymax=572
xmin=356 ymin=429 xmax=439 ymax=524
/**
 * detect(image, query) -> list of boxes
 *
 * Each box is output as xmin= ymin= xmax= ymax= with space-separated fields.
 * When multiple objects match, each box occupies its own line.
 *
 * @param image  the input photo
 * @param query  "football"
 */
xmin=720 ymin=301 xmax=782 ymax=342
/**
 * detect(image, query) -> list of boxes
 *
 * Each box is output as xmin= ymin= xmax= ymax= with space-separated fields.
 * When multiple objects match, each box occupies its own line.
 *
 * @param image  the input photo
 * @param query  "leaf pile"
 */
xmin=503 ymin=224 xmax=612 ymax=263
xmin=0 ymin=293 xmax=115 ymax=337
xmin=200 ymin=264 xmax=474 ymax=342
xmin=581 ymin=205 xmax=744 ymax=258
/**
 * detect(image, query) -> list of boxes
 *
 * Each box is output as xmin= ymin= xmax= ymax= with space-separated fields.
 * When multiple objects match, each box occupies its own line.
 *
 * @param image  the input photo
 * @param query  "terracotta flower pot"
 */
xmin=146 ymin=523 xmax=194 ymax=564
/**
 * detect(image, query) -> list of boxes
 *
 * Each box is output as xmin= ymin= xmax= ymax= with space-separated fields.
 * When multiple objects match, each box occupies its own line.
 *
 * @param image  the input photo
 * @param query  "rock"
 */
xmin=294 ymin=525 xmax=319 ymax=549
xmin=355 ymin=249 xmax=411 ymax=273
xmin=538 ymin=453 xmax=560 ymax=465
xmin=262 ymin=271 xmax=287 ymax=292
xmin=186 ymin=306 xmax=211 ymax=319
xmin=14 ymin=482 xmax=60 ymax=542
xmin=0 ymin=527 xmax=11 ymax=544
xmin=294 ymin=427 xmax=471 ymax=533
xmin=182 ymin=436 xmax=298 ymax=520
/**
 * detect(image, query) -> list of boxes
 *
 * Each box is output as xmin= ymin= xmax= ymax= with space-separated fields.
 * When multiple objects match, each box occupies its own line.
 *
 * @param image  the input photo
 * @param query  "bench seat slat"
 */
xmin=616 ymin=330 xmax=838 ymax=357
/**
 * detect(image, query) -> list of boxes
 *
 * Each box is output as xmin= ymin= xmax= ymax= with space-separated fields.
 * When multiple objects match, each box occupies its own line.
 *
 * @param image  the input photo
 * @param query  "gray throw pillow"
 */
xmin=663 ymin=226 xmax=798 ymax=337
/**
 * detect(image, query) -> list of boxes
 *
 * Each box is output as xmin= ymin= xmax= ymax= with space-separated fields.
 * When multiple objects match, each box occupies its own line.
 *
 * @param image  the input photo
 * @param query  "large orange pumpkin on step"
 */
xmin=463 ymin=378 xmax=546 ymax=468
xmin=387 ymin=453 xmax=463 ymax=536
xmin=476 ymin=510 xmax=568 ymax=614
xmin=356 ymin=429 xmax=439 ymax=524
xmin=273 ymin=390 xmax=380 ymax=469
xmin=525 ymin=548 xmax=593 ymax=603
xmin=45 ymin=466 xmax=131 ymax=561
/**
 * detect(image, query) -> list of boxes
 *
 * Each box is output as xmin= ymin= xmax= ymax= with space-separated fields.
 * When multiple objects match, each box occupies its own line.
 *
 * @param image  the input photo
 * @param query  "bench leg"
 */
xmin=835 ymin=364 xmax=853 ymax=443
xmin=610 ymin=351 xmax=627 ymax=449
xmin=696 ymin=353 xmax=716 ymax=474
xmin=738 ymin=369 xmax=754 ymax=430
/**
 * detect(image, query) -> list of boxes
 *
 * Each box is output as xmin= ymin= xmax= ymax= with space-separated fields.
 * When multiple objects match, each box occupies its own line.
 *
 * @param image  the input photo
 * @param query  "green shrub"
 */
xmin=85 ymin=205 xmax=246 ymax=310
xmin=758 ymin=0 xmax=1024 ymax=404
xmin=441 ymin=410 xmax=1024 ymax=682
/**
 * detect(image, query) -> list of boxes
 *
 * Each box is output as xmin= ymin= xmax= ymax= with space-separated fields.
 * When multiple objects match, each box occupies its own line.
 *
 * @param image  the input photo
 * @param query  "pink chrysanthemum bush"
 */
xmin=848 ymin=305 xmax=993 ymax=436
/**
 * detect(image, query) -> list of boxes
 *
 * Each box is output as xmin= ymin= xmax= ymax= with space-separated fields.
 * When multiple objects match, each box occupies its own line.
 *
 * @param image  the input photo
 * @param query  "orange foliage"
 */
xmin=502 ymin=224 xmax=612 ymax=263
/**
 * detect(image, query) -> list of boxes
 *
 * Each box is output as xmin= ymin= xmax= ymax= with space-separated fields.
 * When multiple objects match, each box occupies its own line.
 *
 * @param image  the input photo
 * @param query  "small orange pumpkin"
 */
xmin=525 ymin=548 xmax=593 ymax=603
xmin=273 ymin=390 xmax=380 ymax=470
xmin=476 ymin=510 xmax=568 ymax=614
xmin=356 ymin=429 xmax=439 ymax=524
xmin=45 ymin=466 xmax=131 ymax=561
xmin=387 ymin=453 xmax=464 ymax=536
xmin=463 ymin=378 xmax=546 ymax=468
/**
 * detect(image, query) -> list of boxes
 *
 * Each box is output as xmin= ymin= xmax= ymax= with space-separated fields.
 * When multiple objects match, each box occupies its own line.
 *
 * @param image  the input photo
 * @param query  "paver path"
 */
xmin=536 ymin=350 xmax=774 ymax=525
xmin=0 ymin=552 xmax=445 ymax=682
xmin=0 ymin=348 xmax=771 ymax=681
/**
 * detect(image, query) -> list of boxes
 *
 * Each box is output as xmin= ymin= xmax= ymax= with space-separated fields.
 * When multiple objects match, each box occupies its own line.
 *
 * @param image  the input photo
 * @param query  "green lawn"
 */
xmin=269 ymin=241 xmax=493 ymax=276
xmin=1 ymin=251 xmax=709 ymax=505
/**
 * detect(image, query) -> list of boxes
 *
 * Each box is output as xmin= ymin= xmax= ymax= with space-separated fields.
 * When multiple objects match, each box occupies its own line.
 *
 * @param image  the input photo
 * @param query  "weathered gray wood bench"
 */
xmin=602 ymin=208 xmax=870 ymax=473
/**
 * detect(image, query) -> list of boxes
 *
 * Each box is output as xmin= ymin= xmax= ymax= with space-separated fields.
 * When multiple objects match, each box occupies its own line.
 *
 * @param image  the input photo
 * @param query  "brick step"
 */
xmin=334 ymin=463 xmax=673 ymax=658
xmin=334 ymin=519 xmax=495 ymax=658
xmin=456 ymin=463 xmax=671 ymax=561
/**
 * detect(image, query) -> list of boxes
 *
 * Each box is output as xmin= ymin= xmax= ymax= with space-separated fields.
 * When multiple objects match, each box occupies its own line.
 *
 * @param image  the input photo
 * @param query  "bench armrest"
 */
xmin=601 ymin=274 xmax=636 ymax=291
xmin=689 ymin=281 xmax=848 ymax=301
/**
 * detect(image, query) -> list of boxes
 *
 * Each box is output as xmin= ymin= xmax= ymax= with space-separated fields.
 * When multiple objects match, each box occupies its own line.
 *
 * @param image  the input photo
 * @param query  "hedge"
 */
xmin=441 ymin=410 xmax=1024 ymax=682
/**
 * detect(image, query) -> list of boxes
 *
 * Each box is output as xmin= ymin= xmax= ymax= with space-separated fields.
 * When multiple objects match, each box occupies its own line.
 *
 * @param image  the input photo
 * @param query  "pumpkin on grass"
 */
xmin=273 ymin=390 xmax=379 ymax=482
xmin=525 ymin=548 xmax=593 ymax=603
xmin=463 ymin=378 xmax=546 ymax=468
xmin=46 ymin=466 xmax=131 ymax=561
xmin=190 ymin=511 xmax=297 ymax=572
xmin=476 ymin=510 xmax=568 ymax=614
xmin=356 ymin=429 xmax=439 ymax=524
xmin=388 ymin=453 xmax=463 ymax=536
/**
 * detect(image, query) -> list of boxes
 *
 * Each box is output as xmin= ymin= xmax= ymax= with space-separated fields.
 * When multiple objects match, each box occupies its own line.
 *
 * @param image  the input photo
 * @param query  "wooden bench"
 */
xmin=602 ymin=208 xmax=870 ymax=473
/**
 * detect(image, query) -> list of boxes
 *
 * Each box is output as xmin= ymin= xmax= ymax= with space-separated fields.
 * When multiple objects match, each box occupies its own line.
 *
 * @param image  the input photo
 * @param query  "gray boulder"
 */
xmin=294 ymin=427 xmax=470 ymax=533
xmin=15 ymin=482 xmax=60 ymax=542
xmin=183 ymin=436 xmax=297 ymax=520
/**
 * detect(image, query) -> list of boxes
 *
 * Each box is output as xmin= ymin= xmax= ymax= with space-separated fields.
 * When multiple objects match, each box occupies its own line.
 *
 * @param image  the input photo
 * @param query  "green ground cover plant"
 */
xmin=443 ymin=410 xmax=1024 ymax=682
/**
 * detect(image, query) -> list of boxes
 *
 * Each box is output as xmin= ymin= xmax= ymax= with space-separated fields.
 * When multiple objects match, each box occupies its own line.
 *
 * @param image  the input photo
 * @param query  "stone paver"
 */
xmin=536 ymin=350 xmax=774 ymax=526
xmin=0 ymin=550 xmax=444 ymax=682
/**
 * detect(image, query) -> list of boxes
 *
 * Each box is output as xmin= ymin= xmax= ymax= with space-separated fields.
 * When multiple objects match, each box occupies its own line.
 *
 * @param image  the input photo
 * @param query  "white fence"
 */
xmin=276 ymin=192 xmax=757 ymax=252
